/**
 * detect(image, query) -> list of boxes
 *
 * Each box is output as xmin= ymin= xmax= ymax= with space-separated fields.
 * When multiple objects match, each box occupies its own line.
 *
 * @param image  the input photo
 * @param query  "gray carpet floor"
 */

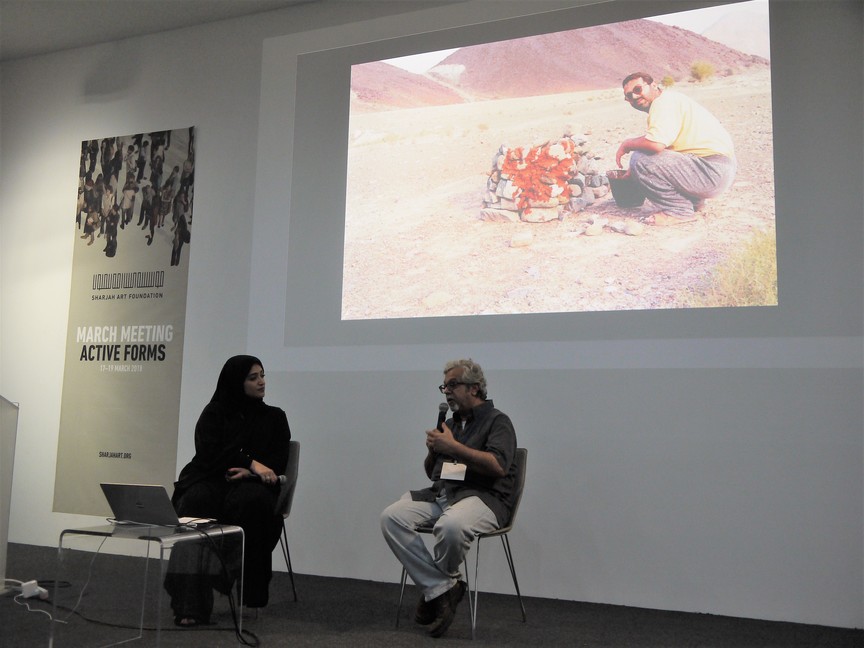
xmin=2 ymin=542 xmax=861 ymax=647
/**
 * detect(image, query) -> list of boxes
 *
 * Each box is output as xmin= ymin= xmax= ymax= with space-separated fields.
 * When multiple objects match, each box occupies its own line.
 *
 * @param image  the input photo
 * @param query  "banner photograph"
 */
xmin=54 ymin=128 xmax=195 ymax=516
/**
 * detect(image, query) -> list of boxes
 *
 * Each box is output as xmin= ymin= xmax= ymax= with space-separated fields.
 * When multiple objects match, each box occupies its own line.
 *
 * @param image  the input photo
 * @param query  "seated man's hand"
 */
xmin=426 ymin=423 xmax=456 ymax=454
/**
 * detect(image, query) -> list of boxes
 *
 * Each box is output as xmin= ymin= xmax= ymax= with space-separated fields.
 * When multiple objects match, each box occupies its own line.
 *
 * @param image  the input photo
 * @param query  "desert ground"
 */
xmin=342 ymin=68 xmax=776 ymax=319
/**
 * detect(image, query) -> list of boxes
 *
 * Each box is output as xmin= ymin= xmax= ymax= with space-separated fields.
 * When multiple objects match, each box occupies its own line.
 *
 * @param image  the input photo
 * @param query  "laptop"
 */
xmin=100 ymin=483 xmax=182 ymax=527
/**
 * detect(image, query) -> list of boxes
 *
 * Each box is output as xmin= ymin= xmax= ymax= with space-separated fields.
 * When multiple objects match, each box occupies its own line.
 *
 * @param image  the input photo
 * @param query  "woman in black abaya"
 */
xmin=165 ymin=355 xmax=291 ymax=626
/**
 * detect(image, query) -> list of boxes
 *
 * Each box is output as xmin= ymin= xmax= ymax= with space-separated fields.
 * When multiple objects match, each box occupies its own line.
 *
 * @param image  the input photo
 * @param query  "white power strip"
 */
xmin=21 ymin=580 xmax=48 ymax=599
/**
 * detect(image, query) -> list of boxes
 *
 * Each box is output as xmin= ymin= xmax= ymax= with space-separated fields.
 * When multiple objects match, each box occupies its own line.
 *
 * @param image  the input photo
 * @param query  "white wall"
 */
xmin=1 ymin=0 xmax=861 ymax=630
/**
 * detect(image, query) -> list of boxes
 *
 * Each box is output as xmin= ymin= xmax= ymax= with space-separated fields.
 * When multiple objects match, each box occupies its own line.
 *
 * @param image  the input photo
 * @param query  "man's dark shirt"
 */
xmin=414 ymin=400 xmax=517 ymax=526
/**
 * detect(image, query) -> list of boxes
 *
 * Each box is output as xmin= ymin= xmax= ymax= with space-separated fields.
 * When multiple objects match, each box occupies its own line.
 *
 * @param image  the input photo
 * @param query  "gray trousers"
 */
xmin=381 ymin=491 xmax=498 ymax=601
xmin=630 ymin=150 xmax=737 ymax=218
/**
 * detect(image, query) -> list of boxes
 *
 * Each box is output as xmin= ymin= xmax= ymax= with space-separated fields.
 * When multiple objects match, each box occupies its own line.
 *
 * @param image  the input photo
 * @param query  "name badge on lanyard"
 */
xmin=441 ymin=461 xmax=467 ymax=481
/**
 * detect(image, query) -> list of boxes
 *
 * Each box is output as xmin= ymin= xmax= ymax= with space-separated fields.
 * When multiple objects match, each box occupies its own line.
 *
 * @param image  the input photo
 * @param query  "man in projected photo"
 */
xmin=381 ymin=359 xmax=518 ymax=638
xmin=615 ymin=71 xmax=737 ymax=225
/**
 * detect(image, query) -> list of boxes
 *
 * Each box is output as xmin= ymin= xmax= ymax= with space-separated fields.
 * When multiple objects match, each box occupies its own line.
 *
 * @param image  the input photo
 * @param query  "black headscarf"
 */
xmin=211 ymin=355 xmax=264 ymax=414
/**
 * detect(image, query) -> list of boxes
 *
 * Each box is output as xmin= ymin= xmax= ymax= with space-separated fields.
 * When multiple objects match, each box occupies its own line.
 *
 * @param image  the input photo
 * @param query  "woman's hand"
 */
xmin=250 ymin=460 xmax=278 ymax=484
xmin=225 ymin=467 xmax=252 ymax=481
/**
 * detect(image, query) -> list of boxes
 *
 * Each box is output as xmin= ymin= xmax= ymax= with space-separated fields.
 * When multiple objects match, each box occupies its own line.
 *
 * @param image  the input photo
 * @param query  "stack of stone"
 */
xmin=481 ymin=135 xmax=609 ymax=223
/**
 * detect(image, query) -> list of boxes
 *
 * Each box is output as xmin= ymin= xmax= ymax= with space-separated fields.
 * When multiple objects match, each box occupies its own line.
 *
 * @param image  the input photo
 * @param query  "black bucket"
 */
xmin=607 ymin=170 xmax=646 ymax=208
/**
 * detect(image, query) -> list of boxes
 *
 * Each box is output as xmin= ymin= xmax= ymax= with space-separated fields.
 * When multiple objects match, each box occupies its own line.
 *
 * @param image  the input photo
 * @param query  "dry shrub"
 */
xmin=682 ymin=228 xmax=777 ymax=307
xmin=690 ymin=61 xmax=715 ymax=82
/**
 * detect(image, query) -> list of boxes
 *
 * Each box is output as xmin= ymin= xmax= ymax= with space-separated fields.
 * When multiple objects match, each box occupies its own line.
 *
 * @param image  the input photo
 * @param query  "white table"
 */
xmin=48 ymin=523 xmax=244 ymax=647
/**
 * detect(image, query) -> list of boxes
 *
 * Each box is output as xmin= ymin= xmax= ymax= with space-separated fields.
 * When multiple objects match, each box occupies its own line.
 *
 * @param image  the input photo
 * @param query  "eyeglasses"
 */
xmin=438 ymin=380 xmax=469 ymax=393
xmin=624 ymin=85 xmax=645 ymax=101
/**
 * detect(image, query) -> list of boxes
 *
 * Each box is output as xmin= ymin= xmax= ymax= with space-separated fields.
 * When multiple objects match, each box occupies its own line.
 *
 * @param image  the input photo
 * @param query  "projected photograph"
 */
xmin=343 ymin=0 xmax=775 ymax=320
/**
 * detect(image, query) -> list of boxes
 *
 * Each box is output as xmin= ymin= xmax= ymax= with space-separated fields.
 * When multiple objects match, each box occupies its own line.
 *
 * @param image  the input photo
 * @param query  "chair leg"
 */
xmin=464 ymin=533 xmax=525 ymax=639
xmin=468 ymin=537 xmax=483 ymax=639
xmin=280 ymin=525 xmax=298 ymax=602
xmin=395 ymin=567 xmax=409 ymax=627
xmin=393 ymin=534 xmax=522 ymax=638
xmin=500 ymin=534 xmax=526 ymax=622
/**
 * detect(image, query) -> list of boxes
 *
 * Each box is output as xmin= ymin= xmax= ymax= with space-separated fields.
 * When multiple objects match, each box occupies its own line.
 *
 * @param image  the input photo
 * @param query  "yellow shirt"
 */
xmin=646 ymin=89 xmax=735 ymax=158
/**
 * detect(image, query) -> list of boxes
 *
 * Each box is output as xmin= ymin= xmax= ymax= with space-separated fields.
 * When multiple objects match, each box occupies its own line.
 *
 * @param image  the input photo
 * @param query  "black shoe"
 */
xmin=451 ymin=580 xmax=466 ymax=607
xmin=427 ymin=580 xmax=466 ymax=638
xmin=415 ymin=595 xmax=435 ymax=625
xmin=173 ymin=615 xmax=210 ymax=627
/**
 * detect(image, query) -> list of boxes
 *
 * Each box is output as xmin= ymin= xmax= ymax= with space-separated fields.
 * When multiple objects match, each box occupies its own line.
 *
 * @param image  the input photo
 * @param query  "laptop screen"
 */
xmin=100 ymin=483 xmax=181 ymax=526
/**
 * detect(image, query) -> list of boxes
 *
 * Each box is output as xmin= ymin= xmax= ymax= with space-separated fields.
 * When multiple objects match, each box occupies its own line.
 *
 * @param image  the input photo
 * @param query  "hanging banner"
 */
xmin=54 ymin=128 xmax=195 ymax=515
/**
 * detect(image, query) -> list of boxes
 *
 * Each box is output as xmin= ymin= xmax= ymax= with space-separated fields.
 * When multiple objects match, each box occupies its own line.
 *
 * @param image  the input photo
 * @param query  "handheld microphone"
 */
xmin=253 ymin=474 xmax=287 ymax=484
xmin=437 ymin=402 xmax=449 ymax=431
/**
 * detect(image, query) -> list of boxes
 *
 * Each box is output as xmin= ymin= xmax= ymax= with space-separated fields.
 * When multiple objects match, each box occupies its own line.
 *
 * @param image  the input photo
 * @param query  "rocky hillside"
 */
xmin=350 ymin=61 xmax=465 ymax=111
xmin=351 ymin=17 xmax=768 ymax=112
